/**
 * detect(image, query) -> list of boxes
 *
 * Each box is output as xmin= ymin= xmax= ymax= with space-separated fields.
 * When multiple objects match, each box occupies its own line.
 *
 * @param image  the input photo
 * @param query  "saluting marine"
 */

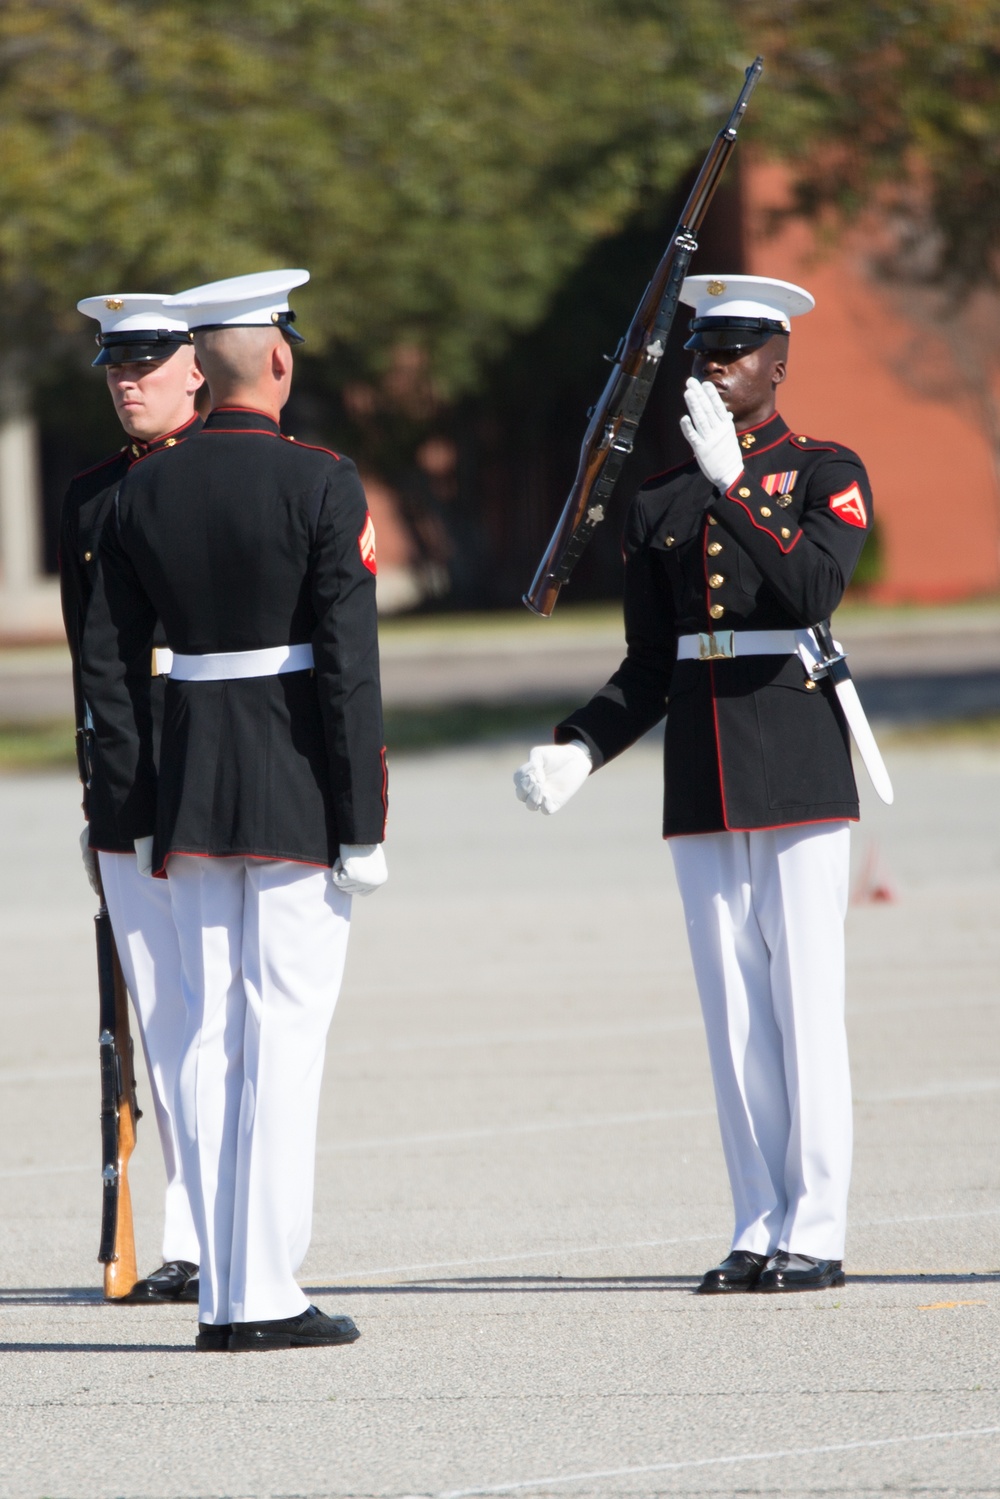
xmin=515 ymin=275 xmax=891 ymax=1294
xmin=60 ymin=293 xmax=204 ymax=1304
xmin=81 ymin=269 xmax=388 ymax=1351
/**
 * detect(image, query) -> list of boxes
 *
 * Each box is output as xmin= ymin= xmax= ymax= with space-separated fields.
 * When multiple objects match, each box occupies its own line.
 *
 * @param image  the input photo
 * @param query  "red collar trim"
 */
xmin=204 ymin=406 xmax=281 ymax=436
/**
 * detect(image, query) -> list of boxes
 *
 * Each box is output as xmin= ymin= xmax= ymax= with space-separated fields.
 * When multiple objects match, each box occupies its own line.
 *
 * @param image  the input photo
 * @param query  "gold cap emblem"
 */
xmin=707 ymin=280 xmax=726 ymax=296
xmin=105 ymin=297 xmax=124 ymax=311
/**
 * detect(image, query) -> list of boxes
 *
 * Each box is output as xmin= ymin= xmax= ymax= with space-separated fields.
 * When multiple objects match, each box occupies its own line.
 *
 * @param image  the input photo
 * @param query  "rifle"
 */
xmin=96 ymin=891 xmax=141 ymax=1297
xmin=523 ymin=56 xmax=764 ymax=617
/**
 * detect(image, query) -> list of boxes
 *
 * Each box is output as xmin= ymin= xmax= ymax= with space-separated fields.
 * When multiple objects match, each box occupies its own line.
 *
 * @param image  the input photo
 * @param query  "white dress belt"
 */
xmin=676 ymin=628 xmax=815 ymax=663
xmin=164 ymin=643 xmax=315 ymax=682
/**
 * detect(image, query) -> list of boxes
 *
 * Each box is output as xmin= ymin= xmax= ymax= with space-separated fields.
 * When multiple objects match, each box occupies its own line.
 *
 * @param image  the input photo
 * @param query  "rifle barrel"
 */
xmin=522 ymin=56 xmax=763 ymax=617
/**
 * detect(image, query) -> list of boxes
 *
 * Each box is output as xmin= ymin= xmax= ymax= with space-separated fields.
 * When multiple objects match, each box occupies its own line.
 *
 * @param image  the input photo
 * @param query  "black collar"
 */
xmin=203 ymin=406 xmax=282 ymax=436
xmin=126 ymin=413 xmax=203 ymax=464
xmin=735 ymin=410 xmax=789 ymax=458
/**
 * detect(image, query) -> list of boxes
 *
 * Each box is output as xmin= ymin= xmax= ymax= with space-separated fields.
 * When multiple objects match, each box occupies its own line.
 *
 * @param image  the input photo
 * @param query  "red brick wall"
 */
xmin=745 ymin=163 xmax=1000 ymax=602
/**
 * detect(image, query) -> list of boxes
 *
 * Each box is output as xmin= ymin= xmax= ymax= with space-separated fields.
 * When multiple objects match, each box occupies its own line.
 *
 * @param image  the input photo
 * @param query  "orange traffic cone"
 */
xmin=851 ymin=840 xmax=897 ymax=905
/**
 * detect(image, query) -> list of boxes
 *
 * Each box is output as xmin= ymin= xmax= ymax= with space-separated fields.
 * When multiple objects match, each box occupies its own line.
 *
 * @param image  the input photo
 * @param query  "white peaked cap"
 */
xmin=680 ymin=274 xmax=815 ymax=328
xmin=77 ymin=292 xmax=190 ymax=336
xmin=165 ymin=268 xmax=310 ymax=330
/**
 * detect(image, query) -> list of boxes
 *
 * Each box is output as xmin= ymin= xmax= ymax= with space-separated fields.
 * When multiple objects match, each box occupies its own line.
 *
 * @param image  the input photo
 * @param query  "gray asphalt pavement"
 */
xmin=1 ymin=736 xmax=999 ymax=1498
xmin=3 ymin=603 xmax=1000 ymax=725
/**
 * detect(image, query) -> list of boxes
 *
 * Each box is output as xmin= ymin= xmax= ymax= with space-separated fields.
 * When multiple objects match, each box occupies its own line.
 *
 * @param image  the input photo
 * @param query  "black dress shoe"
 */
xmin=229 ymin=1305 xmax=361 ymax=1351
xmin=179 ymin=1275 xmax=199 ymax=1304
xmin=697 ymin=1249 xmax=768 ymax=1294
xmin=195 ymin=1322 xmax=232 ymax=1352
xmin=121 ymin=1260 xmax=199 ymax=1304
xmin=755 ymin=1252 xmax=846 ymax=1292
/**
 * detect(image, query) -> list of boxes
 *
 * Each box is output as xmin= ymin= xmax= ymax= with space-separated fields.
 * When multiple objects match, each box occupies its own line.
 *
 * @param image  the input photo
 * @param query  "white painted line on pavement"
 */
xmin=308 ymin=1233 xmax=722 ymax=1283
xmin=858 ymin=1078 xmax=1000 ymax=1102
xmin=333 ymin=1017 xmax=701 ymax=1057
xmin=6 ymin=1080 xmax=1000 ymax=1180
xmin=314 ymin=1106 xmax=715 ymax=1156
xmin=0 ymin=1063 xmax=91 ymax=1085
xmin=310 ymin=1206 xmax=1000 ymax=1283
xmin=0 ymin=1163 xmax=94 ymax=1180
xmin=437 ymin=1424 xmax=1000 ymax=1498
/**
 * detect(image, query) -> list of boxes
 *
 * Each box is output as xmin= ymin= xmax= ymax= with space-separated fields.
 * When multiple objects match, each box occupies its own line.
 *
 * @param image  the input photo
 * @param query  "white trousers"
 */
xmin=167 ymin=856 xmax=351 ymax=1325
xmin=98 ymin=851 xmax=200 ymax=1264
xmin=669 ymin=822 xmax=852 ymax=1260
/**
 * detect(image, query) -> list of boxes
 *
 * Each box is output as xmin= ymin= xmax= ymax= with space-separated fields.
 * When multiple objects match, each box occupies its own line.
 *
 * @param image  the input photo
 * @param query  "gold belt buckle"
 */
xmin=698 ymin=629 xmax=734 ymax=661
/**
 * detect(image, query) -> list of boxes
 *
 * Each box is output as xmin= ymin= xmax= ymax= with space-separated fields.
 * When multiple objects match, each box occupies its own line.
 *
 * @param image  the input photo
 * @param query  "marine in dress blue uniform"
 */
xmin=61 ymin=292 xmax=203 ymax=1302
xmin=516 ymin=276 xmax=885 ymax=1294
xmin=81 ymin=270 xmax=386 ymax=1351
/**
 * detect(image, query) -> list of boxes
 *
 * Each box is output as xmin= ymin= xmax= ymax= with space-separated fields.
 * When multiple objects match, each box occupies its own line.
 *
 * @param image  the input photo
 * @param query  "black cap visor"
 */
xmin=93 ymin=330 xmax=192 ymax=367
xmin=189 ymin=309 xmax=305 ymax=345
xmin=684 ymin=315 xmax=788 ymax=353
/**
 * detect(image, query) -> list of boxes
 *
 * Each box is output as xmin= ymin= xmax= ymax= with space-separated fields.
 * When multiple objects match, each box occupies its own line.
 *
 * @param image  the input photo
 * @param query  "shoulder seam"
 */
xmin=640 ymin=458 xmax=696 ymax=488
xmin=281 ymin=435 xmax=341 ymax=460
xmin=70 ymin=448 xmax=127 ymax=482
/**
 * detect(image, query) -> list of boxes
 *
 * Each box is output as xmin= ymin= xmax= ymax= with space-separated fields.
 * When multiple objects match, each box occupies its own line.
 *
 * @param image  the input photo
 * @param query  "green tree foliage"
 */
xmin=4 ymin=1 xmax=995 ymax=402
xmin=741 ymin=0 xmax=1000 ymax=290
xmin=0 ymin=0 xmax=741 ymax=393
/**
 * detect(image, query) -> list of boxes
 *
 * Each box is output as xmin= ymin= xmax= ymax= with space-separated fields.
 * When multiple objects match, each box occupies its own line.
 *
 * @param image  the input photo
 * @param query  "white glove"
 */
xmin=513 ymin=740 xmax=592 ymax=815
xmin=679 ymin=377 xmax=744 ymax=491
xmin=134 ymin=835 xmax=154 ymax=879
xmin=79 ymin=827 xmax=101 ymax=895
xmin=331 ymin=843 xmax=388 ymax=895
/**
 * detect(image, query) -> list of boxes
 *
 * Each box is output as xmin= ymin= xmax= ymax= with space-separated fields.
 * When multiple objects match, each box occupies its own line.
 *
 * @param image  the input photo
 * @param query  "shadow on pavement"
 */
xmin=0 ymin=1342 xmax=193 ymax=1353
xmin=307 ymin=1271 xmax=1000 ymax=1296
xmin=0 ymin=1288 xmax=108 ymax=1306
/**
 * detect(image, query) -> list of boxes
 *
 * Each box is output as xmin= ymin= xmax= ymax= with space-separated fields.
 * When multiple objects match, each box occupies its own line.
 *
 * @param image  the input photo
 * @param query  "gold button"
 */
xmin=663 ymin=534 xmax=675 ymax=548
xmin=709 ymin=604 xmax=725 ymax=620
xmin=164 ymin=437 xmax=177 ymax=447
xmin=83 ymin=550 xmax=92 ymax=562
xmin=707 ymin=515 xmax=718 ymax=526
xmin=781 ymin=527 xmax=791 ymax=539
xmin=760 ymin=506 xmax=772 ymax=517
xmin=709 ymin=573 xmax=725 ymax=589
xmin=707 ymin=541 xmax=722 ymax=556
xmin=804 ymin=678 xmax=818 ymax=691
xmin=738 ymin=487 xmax=751 ymax=498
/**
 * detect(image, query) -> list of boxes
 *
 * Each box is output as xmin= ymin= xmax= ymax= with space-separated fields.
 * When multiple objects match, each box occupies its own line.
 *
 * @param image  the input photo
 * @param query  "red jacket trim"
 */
xmin=722 ymin=483 xmax=803 ymax=553
xmin=210 ymin=404 xmax=279 ymax=419
xmin=707 ymin=661 xmax=731 ymax=830
xmin=201 ymin=426 xmax=279 ymax=438
xmin=664 ymin=814 xmax=858 ymax=840
xmin=152 ymin=413 xmax=201 ymax=445
xmin=152 ymin=847 xmax=333 ymax=878
xmin=281 ymin=435 xmax=342 ymax=460
xmin=70 ymin=448 xmax=128 ymax=483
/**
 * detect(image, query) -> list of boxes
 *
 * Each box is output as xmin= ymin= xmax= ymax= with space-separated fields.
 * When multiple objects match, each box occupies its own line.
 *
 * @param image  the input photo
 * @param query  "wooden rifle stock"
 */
xmin=96 ymin=894 xmax=140 ymax=1298
xmin=523 ymin=56 xmax=764 ymax=617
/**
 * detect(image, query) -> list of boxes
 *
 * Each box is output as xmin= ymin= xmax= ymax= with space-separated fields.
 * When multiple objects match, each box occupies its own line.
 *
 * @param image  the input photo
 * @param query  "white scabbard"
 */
xmin=830 ymin=674 xmax=894 ymax=806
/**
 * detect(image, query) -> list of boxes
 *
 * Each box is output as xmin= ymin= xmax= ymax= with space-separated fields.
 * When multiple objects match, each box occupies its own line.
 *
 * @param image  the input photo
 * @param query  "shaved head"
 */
xmin=193 ymin=325 xmax=294 ymax=416
xmin=195 ymin=327 xmax=281 ymax=388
